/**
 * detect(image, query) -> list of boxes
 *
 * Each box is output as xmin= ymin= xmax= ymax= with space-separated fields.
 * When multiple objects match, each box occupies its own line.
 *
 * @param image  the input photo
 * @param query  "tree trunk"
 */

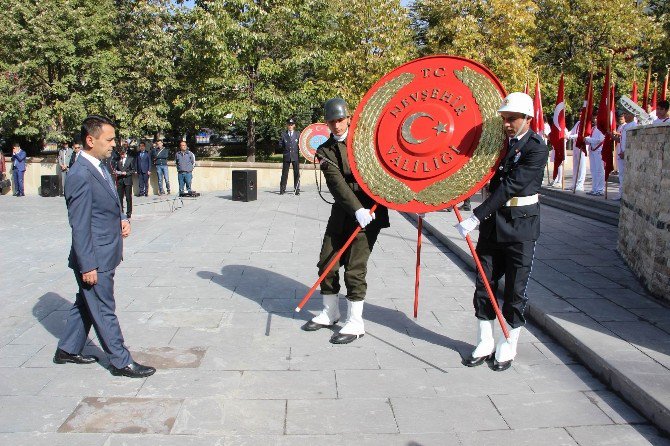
xmin=246 ymin=115 xmax=256 ymax=162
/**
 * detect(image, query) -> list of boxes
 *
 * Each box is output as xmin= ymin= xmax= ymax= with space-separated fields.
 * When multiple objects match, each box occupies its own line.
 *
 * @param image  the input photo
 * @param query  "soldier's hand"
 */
xmin=355 ymin=208 xmax=375 ymax=228
xmin=121 ymin=220 xmax=131 ymax=238
xmin=454 ymin=215 xmax=480 ymax=239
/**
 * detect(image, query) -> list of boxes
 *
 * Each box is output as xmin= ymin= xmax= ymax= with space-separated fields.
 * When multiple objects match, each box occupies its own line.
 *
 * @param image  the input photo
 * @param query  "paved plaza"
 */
xmin=0 ymin=187 xmax=668 ymax=445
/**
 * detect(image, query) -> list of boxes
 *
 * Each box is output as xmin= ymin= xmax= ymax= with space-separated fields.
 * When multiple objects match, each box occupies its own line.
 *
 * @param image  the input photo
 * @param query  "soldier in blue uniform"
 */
xmin=279 ymin=118 xmax=301 ymax=195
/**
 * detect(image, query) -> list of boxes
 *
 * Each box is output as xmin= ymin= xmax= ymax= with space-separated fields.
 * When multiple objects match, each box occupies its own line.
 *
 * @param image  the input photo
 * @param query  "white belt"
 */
xmin=505 ymin=194 xmax=539 ymax=207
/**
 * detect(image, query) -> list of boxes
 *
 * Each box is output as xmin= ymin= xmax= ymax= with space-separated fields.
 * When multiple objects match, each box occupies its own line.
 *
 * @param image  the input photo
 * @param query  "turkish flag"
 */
xmin=596 ymin=65 xmax=611 ymax=134
xmin=663 ymin=72 xmax=668 ymax=101
xmin=651 ymin=86 xmax=657 ymax=113
xmin=576 ymin=73 xmax=593 ymax=155
xmin=643 ymin=65 xmax=651 ymax=110
xmin=603 ymin=83 xmax=616 ymax=181
xmin=532 ymin=78 xmax=545 ymax=135
xmin=632 ymin=80 xmax=638 ymax=104
xmin=549 ymin=74 xmax=565 ymax=180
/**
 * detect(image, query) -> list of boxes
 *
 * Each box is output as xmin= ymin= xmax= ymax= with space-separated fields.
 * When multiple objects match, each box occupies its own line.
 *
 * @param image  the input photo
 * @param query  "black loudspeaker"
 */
xmin=232 ymin=170 xmax=257 ymax=202
xmin=41 ymin=175 xmax=59 ymax=197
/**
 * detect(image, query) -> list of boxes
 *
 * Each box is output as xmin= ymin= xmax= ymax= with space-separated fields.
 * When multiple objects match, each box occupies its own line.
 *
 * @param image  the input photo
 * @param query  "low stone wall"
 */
xmin=2 ymin=158 xmax=320 ymax=196
xmin=618 ymin=123 xmax=670 ymax=302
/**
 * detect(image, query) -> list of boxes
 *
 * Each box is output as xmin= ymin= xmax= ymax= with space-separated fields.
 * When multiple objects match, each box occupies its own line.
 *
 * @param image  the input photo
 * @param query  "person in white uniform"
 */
xmin=566 ymin=120 xmax=587 ymax=191
xmin=584 ymin=115 xmax=605 ymax=196
xmin=612 ymin=111 xmax=636 ymax=200
xmin=653 ymin=100 xmax=669 ymax=124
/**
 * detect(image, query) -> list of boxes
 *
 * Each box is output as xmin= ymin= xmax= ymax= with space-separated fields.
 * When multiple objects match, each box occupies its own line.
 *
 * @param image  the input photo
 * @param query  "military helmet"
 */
xmin=324 ymin=98 xmax=350 ymax=121
xmin=498 ymin=92 xmax=533 ymax=117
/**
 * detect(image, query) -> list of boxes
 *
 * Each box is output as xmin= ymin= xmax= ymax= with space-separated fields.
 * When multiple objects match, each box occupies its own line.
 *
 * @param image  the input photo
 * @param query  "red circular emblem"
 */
xmin=348 ymin=55 xmax=507 ymax=213
xmin=299 ymin=123 xmax=330 ymax=163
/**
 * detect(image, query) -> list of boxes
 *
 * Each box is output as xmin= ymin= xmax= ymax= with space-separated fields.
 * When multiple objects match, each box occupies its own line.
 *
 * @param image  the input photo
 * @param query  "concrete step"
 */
xmin=540 ymin=195 xmax=619 ymax=226
xmin=541 ymin=186 xmax=620 ymax=213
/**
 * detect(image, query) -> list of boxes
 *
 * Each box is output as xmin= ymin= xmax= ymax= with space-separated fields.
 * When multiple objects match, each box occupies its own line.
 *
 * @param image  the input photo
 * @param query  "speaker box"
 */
xmin=232 ymin=170 xmax=257 ymax=202
xmin=41 ymin=175 xmax=59 ymax=197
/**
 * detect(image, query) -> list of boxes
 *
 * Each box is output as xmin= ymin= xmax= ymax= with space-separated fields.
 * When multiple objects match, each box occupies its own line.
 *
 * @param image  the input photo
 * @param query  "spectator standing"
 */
xmin=151 ymin=139 xmax=170 ymax=195
xmin=114 ymin=146 xmax=136 ymax=219
xmin=175 ymin=140 xmax=196 ymax=196
xmin=57 ymin=142 xmax=74 ymax=195
xmin=279 ymin=118 xmax=301 ymax=195
xmin=11 ymin=142 xmax=26 ymax=196
xmin=135 ymin=142 xmax=151 ymax=196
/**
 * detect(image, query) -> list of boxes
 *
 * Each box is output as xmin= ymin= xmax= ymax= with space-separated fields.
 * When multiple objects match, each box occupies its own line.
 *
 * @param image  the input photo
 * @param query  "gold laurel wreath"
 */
xmin=353 ymin=67 xmax=504 ymax=206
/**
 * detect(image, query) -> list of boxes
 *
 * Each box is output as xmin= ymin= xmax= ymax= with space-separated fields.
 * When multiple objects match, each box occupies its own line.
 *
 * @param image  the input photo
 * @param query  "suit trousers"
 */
xmin=318 ymin=229 xmax=379 ymax=301
xmin=117 ymin=182 xmax=133 ymax=218
xmin=58 ymin=269 xmax=132 ymax=369
xmin=138 ymin=172 xmax=149 ymax=196
xmin=280 ymin=160 xmax=300 ymax=192
xmin=12 ymin=169 xmax=24 ymax=195
xmin=473 ymin=238 xmax=536 ymax=329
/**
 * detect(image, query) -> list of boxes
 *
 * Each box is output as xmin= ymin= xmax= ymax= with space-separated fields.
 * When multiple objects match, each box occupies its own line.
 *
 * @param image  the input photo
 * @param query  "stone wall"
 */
xmin=618 ymin=123 xmax=670 ymax=302
xmin=2 ymin=158 xmax=320 ymax=196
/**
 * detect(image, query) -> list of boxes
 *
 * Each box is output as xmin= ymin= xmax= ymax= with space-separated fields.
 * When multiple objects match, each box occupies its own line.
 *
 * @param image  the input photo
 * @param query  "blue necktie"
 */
xmin=99 ymin=161 xmax=117 ymax=195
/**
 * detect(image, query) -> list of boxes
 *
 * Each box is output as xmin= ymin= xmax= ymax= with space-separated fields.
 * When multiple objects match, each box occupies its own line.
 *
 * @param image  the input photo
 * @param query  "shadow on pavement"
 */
xmin=199 ymin=265 xmax=473 ymax=371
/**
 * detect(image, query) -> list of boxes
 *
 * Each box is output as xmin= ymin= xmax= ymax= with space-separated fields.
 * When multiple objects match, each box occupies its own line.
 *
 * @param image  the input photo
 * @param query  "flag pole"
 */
xmin=295 ymin=205 xmax=378 ymax=312
xmin=453 ymin=205 xmax=509 ymax=339
xmin=413 ymin=215 xmax=423 ymax=318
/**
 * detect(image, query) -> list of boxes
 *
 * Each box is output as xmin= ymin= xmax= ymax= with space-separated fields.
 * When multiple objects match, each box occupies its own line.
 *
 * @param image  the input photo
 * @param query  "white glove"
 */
xmin=355 ymin=208 xmax=375 ymax=228
xmin=454 ymin=214 xmax=480 ymax=238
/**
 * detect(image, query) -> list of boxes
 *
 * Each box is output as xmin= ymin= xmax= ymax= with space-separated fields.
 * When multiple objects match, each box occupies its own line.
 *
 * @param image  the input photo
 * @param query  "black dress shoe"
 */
xmin=301 ymin=319 xmax=339 ymax=331
xmin=492 ymin=359 xmax=513 ymax=372
xmin=110 ymin=361 xmax=156 ymax=378
xmin=330 ymin=333 xmax=363 ymax=344
xmin=53 ymin=348 xmax=99 ymax=365
xmin=463 ymin=352 xmax=494 ymax=367
xmin=295 ymin=190 xmax=300 ymax=195
xmin=279 ymin=191 xmax=285 ymax=195
xmin=459 ymin=204 xmax=471 ymax=211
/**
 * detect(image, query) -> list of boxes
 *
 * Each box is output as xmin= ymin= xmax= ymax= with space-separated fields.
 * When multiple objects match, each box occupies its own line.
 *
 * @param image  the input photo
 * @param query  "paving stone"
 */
xmin=391 ymin=396 xmax=508 ymax=433
xmin=0 ymin=433 xmax=109 ymax=446
xmin=236 ymin=370 xmax=337 ymax=399
xmin=566 ymin=298 xmax=639 ymax=322
xmin=137 ymin=370 xmax=242 ymax=398
xmin=286 ymin=398 xmax=397 ymax=435
xmin=58 ymin=397 xmax=183 ymax=434
xmin=457 ymin=427 xmax=578 ymax=446
xmin=566 ymin=424 xmax=670 ymax=445
xmin=130 ymin=347 xmax=207 ymax=369
xmin=490 ymin=391 xmax=613 ymax=429
xmin=0 ymin=396 xmax=81 ymax=433
xmin=171 ymin=398 xmax=285 ymax=435
xmin=336 ymin=369 xmax=436 ymax=398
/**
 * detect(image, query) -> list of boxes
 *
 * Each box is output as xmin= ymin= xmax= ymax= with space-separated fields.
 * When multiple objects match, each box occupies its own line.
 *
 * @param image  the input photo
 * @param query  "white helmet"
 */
xmin=498 ymin=92 xmax=534 ymax=116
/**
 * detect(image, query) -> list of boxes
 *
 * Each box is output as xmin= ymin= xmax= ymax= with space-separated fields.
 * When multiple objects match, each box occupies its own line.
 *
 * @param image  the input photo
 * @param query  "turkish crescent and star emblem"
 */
xmin=348 ymin=55 xmax=508 ymax=213
xmin=299 ymin=123 xmax=330 ymax=163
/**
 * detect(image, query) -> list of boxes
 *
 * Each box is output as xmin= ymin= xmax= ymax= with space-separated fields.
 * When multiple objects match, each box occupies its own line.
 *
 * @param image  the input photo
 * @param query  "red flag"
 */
xmin=632 ymin=80 xmax=638 ymax=103
xmin=532 ymin=77 xmax=545 ymax=135
xmin=549 ymin=74 xmax=566 ymax=180
xmin=643 ymin=65 xmax=651 ymax=110
xmin=576 ymin=73 xmax=593 ymax=155
xmin=651 ymin=85 xmax=657 ymax=113
xmin=663 ymin=71 xmax=668 ymax=101
xmin=524 ymin=81 xmax=529 ymax=95
xmin=596 ymin=65 xmax=611 ymax=134
xmin=603 ymin=83 xmax=616 ymax=181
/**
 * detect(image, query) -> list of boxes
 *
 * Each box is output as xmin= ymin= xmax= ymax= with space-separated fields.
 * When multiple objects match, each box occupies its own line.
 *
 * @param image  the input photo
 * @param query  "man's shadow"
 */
xmin=199 ymin=265 xmax=472 ymax=371
xmin=33 ymin=292 xmax=108 ymax=366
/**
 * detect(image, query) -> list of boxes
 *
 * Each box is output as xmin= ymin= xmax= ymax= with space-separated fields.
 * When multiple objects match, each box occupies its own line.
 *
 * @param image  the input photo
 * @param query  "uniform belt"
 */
xmin=505 ymin=194 xmax=539 ymax=207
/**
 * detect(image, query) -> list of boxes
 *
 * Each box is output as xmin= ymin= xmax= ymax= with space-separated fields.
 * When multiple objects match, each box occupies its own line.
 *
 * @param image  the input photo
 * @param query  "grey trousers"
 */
xmin=58 ymin=269 xmax=132 ymax=369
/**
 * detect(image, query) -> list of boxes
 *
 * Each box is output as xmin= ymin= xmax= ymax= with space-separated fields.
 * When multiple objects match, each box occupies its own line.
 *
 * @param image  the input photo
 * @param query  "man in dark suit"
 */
xmin=114 ymin=145 xmax=136 ymax=218
xmin=456 ymin=92 xmax=548 ymax=371
xmin=135 ymin=142 xmax=151 ymax=196
xmin=54 ymin=115 xmax=155 ymax=378
xmin=279 ymin=117 xmax=301 ymax=195
xmin=11 ymin=142 xmax=26 ymax=196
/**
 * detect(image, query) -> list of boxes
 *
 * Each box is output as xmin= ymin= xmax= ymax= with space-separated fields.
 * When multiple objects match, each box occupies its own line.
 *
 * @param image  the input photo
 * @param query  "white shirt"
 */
xmin=585 ymin=127 xmax=605 ymax=150
xmin=653 ymin=117 xmax=669 ymax=124
xmin=79 ymin=150 xmax=106 ymax=177
xmin=618 ymin=121 xmax=637 ymax=154
xmin=567 ymin=121 xmax=580 ymax=140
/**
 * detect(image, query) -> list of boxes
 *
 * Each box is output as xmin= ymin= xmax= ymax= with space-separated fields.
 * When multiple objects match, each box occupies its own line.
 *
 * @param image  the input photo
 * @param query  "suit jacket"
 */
xmin=473 ymin=130 xmax=548 ymax=243
xmin=65 ymin=154 xmax=125 ymax=274
xmin=58 ymin=147 xmax=73 ymax=169
xmin=279 ymin=130 xmax=300 ymax=162
xmin=316 ymin=136 xmax=389 ymax=235
xmin=11 ymin=149 xmax=27 ymax=172
xmin=114 ymin=155 xmax=136 ymax=186
xmin=68 ymin=151 xmax=80 ymax=168
xmin=136 ymin=150 xmax=151 ymax=174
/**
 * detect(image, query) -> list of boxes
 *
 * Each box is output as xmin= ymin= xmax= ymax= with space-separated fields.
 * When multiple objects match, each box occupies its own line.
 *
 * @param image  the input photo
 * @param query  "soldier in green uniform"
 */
xmin=301 ymin=98 xmax=390 ymax=344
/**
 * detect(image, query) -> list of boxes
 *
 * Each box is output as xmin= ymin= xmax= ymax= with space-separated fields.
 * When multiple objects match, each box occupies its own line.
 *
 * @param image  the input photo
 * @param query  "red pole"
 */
xmin=452 ymin=205 xmax=509 ymax=339
xmin=295 ymin=204 xmax=378 ymax=312
xmin=413 ymin=216 xmax=423 ymax=318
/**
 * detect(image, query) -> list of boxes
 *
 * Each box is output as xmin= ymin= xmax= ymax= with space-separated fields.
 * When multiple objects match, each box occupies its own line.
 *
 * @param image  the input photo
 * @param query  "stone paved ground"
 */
xmin=0 ymin=189 xmax=668 ymax=445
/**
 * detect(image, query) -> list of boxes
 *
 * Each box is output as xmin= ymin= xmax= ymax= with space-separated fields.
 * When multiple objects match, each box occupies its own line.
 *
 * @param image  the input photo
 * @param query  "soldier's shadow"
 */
xmin=198 ymin=265 xmax=472 ymax=366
